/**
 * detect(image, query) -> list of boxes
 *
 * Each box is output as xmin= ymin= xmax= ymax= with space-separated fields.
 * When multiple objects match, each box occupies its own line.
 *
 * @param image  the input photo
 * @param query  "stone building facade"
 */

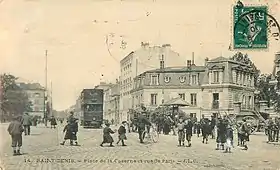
xmin=119 ymin=43 xmax=186 ymax=122
xmin=131 ymin=52 xmax=258 ymax=119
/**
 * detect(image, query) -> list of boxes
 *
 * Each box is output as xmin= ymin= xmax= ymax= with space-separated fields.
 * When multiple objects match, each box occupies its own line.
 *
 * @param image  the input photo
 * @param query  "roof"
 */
xmin=209 ymin=56 xmax=229 ymax=62
xmin=145 ymin=65 xmax=206 ymax=74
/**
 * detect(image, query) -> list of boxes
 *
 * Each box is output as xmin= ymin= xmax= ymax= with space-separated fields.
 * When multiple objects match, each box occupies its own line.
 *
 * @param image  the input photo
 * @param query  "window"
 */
xmin=192 ymin=75 xmax=197 ymax=84
xmin=190 ymin=93 xmax=197 ymax=106
xmin=213 ymin=71 xmax=219 ymax=83
xmin=236 ymin=72 xmax=239 ymax=84
xmin=248 ymin=96 xmax=252 ymax=109
xmin=160 ymin=60 xmax=164 ymax=69
xmin=164 ymin=76 xmax=171 ymax=83
xmin=150 ymin=94 xmax=157 ymax=105
xmin=212 ymin=93 xmax=219 ymax=109
xmin=179 ymin=93 xmax=185 ymax=100
xmin=151 ymin=75 xmax=159 ymax=85
xmin=190 ymin=113 xmax=196 ymax=118
xmin=179 ymin=76 xmax=186 ymax=83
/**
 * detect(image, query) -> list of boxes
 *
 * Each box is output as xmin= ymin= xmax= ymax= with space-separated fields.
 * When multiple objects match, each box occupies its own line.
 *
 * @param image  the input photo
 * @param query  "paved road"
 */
xmin=0 ymin=123 xmax=280 ymax=170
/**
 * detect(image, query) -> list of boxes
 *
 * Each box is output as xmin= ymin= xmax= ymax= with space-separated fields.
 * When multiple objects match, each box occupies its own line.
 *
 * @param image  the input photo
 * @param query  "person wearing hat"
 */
xmin=239 ymin=118 xmax=250 ymax=150
xmin=67 ymin=111 xmax=75 ymax=124
xmin=137 ymin=112 xmax=152 ymax=143
xmin=100 ymin=123 xmax=116 ymax=147
xmin=116 ymin=121 xmax=127 ymax=146
xmin=50 ymin=115 xmax=57 ymax=129
xmin=22 ymin=112 xmax=32 ymax=135
xmin=7 ymin=115 xmax=24 ymax=156
xmin=70 ymin=118 xmax=80 ymax=146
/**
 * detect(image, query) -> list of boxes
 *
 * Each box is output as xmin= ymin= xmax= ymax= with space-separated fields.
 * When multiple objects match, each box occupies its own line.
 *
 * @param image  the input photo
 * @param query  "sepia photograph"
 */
xmin=0 ymin=0 xmax=280 ymax=169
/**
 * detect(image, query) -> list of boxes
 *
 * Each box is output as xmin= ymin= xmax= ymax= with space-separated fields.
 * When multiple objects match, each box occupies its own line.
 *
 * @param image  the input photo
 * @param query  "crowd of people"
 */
xmin=6 ymin=110 xmax=280 ymax=156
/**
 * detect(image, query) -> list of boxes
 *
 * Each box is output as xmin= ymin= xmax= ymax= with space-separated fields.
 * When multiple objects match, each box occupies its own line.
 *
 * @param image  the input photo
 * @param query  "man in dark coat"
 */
xmin=210 ymin=115 xmax=216 ymax=139
xmin=22 ymin=113 xmax=32 ymax=135
xmin=60 ymin=122 xmax=73 ymax=145
xmin=137 ymin=113 xmax=151 ymax=143
xmin=216 ymin=116 xmax=228 ymax=150
xmin=201 ymin=118 xmax=211 ymax=144
xmin=185 ymin=117 xmax=193 ymax=147
xmin=240 ymin=118 xmax=250 ymax=150
xmin=116 ymin=121 xmax=127 ymax=146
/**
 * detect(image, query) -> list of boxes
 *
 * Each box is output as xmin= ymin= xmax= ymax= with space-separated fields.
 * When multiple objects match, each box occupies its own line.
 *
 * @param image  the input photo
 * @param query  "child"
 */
xmin=60 ymin=122 xmax=73 ymax=145
xmin=116 ymin=121 xmax=127 ymax=146
xmin=177 ymin=118 xmax=185 ymax=146
xmin=224 ymin=124 xmax=234 ymax=153
xmin=71 ymin=119 xmax=80 ymax=146
xmin=100 ymin=123 xmax=115 ymax=147
xmin=185 ymin=117 xmax=193 ymax=147
xmin=7 ymin=115 xmax=24 ymax=156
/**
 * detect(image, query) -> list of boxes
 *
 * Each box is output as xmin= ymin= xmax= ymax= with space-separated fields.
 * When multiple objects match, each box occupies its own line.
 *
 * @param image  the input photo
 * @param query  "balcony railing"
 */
xmin=212 ymin=101 xmax=219 ymax=109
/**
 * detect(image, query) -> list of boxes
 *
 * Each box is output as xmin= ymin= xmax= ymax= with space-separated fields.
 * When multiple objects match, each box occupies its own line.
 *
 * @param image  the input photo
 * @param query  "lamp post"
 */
xmin=44 ymin=50 xmax=48 ymax=127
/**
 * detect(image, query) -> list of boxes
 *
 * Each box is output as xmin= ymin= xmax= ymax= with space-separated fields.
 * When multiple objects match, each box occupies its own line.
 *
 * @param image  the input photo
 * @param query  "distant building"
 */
xmin=103 ymin=82 xmax=120 ymax=124
xmin=119 ymin=43 xmax=186 ymax=122
xmin=18 ymin=83 xmax=45 ymax=118
xmin=131 ymin=52 xmax=258 ymax=119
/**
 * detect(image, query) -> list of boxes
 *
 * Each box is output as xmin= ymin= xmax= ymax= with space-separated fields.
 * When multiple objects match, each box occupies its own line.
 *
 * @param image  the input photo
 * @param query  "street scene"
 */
xmin=1 ymin=0 xmax=280 ymax=170
xmin=0 ymin=122 xmax=280 ymax=170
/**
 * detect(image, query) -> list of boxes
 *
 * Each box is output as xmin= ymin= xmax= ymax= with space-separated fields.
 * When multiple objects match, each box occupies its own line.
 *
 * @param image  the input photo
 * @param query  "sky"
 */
xmin=0 ymin=0 xmax=280 ymax=111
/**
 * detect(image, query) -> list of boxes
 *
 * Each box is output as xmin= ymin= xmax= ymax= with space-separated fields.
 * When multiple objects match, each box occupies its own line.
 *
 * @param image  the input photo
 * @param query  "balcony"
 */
xmin=212 ymin=101 xmax=219 ymax=109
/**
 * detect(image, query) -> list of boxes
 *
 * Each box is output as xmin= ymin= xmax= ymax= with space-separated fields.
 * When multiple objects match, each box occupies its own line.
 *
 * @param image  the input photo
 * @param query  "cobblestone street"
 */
xmin=0 ymin=123 xmax=280 ymax=170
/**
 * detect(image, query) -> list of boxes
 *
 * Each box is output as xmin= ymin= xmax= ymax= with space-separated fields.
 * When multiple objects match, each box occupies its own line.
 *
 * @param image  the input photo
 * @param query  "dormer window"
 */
xmin=164 ymin=76 xmax=171 ymax=83
xmin=179 ymin=76 xmax=186 ymax=83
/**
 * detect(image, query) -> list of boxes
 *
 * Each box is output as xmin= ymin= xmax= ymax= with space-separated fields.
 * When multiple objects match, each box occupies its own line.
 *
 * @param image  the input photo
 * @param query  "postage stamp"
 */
xmin=233 ymin=1 xmax=280 ymax=50
xmin=233 ymin=4 xmax=268 ymax=49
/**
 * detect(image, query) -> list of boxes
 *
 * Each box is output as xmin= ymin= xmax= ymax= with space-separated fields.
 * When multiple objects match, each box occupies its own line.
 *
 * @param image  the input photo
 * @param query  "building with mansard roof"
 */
xmin=130 ymin=52 xmax=259 ymax=119
xmin=119 ymin=43 xmax=186 ymax=122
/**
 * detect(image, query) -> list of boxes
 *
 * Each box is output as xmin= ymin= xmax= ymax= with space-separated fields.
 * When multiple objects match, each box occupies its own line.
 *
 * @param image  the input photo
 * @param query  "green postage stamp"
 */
xmin=233 ymin=4 xmax=268 ymax=49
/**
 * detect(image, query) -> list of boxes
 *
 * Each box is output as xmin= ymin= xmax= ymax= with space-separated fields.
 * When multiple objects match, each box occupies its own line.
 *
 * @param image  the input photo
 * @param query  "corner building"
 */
xmin=131 ymin=52 xmax=258 ymax=119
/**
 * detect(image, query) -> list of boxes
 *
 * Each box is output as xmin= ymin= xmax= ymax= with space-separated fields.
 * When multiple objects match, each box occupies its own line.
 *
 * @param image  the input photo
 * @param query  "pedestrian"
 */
xmin=22 ymin=113 xmax=32 ymax=135
xmin=71 ymin=119 xmax=80 ymax=146
xmin=7 ymin=115 xmax=24 ymax=156
xmin=215 ymin=116 xmax=227 ymax=150
xmin=240 ymin=118 xmax=250 ymax=150
xmin=60 ymin=122 xmax=74 ymax=145
xmin=137 ymin=112 xmax=152 ymax=143
xmin=50 ymin=116 xmax=57 ymax=129
xmin=100 ymin=123 xmax=116 ymax=147
xmin=177 ymin=118 xmax=185 ymax=146
xmin=116 ymin=121 xmax=127 ymax=146
xmin=185 ymin=117 xmax=193 ymax=147
xmin=210 ymin=115 xmax=216 ymax=139
xmin=201 ymin=118 xmax=211 ymax=144
xmin=224 ymin=124 xmax=234 ymax=153
xmin=237 ymin=122 xmax=243 ymax=146
xmin=272 ymin=117 xmax=279 ymax=142
xmin=196 ymin=122 xmax=201 ymax=137
xmin=267 ymin=117 xmax=274 ymax=142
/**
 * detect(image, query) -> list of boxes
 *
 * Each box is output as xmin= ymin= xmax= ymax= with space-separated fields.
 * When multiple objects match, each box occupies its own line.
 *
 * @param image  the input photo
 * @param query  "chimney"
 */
xmin=187 ymin=60 xmax=192 ymax=67
xmin=204 ymin=57 xmax=209 ymax=66
xmin=141 ymin=42 xmax=149 ymax=49
xmin=192 ymin=52 xmax=195 ymax=65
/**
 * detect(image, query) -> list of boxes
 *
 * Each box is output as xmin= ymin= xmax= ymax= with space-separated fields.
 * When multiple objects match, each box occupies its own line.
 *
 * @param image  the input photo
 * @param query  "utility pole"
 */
xmin=51 ymin=81 xmax=53 ymax=117
xmin=44 ymin=50 xmax=48 ymax=127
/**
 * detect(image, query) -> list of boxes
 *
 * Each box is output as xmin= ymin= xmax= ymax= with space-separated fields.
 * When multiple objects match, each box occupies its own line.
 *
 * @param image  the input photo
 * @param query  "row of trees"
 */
xmin=0 ymin=73 xmax=33 ymax=121
xmin=255 ymin=73 xmax=280 ymax=112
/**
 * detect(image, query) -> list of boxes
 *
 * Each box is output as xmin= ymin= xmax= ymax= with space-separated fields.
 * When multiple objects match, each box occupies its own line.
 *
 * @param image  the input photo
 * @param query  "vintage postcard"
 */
xmin=1 ymin=0 xmax=280 ymax=170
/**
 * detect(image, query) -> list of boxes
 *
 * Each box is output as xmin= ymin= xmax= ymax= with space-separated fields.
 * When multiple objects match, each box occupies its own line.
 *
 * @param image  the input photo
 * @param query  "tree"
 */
xmin=0 ymin=73 xmax=32 ymax=120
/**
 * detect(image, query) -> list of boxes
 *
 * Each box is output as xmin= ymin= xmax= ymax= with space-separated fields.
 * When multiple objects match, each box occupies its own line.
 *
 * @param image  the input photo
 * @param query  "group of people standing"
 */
xmin=266 ymin=117 xmax=280 ymax=142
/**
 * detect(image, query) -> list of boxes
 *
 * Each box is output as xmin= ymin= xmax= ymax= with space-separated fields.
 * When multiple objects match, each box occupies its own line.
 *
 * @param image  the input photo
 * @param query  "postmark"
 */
xmin=233 ymin=1 xmax=280 ymax=49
